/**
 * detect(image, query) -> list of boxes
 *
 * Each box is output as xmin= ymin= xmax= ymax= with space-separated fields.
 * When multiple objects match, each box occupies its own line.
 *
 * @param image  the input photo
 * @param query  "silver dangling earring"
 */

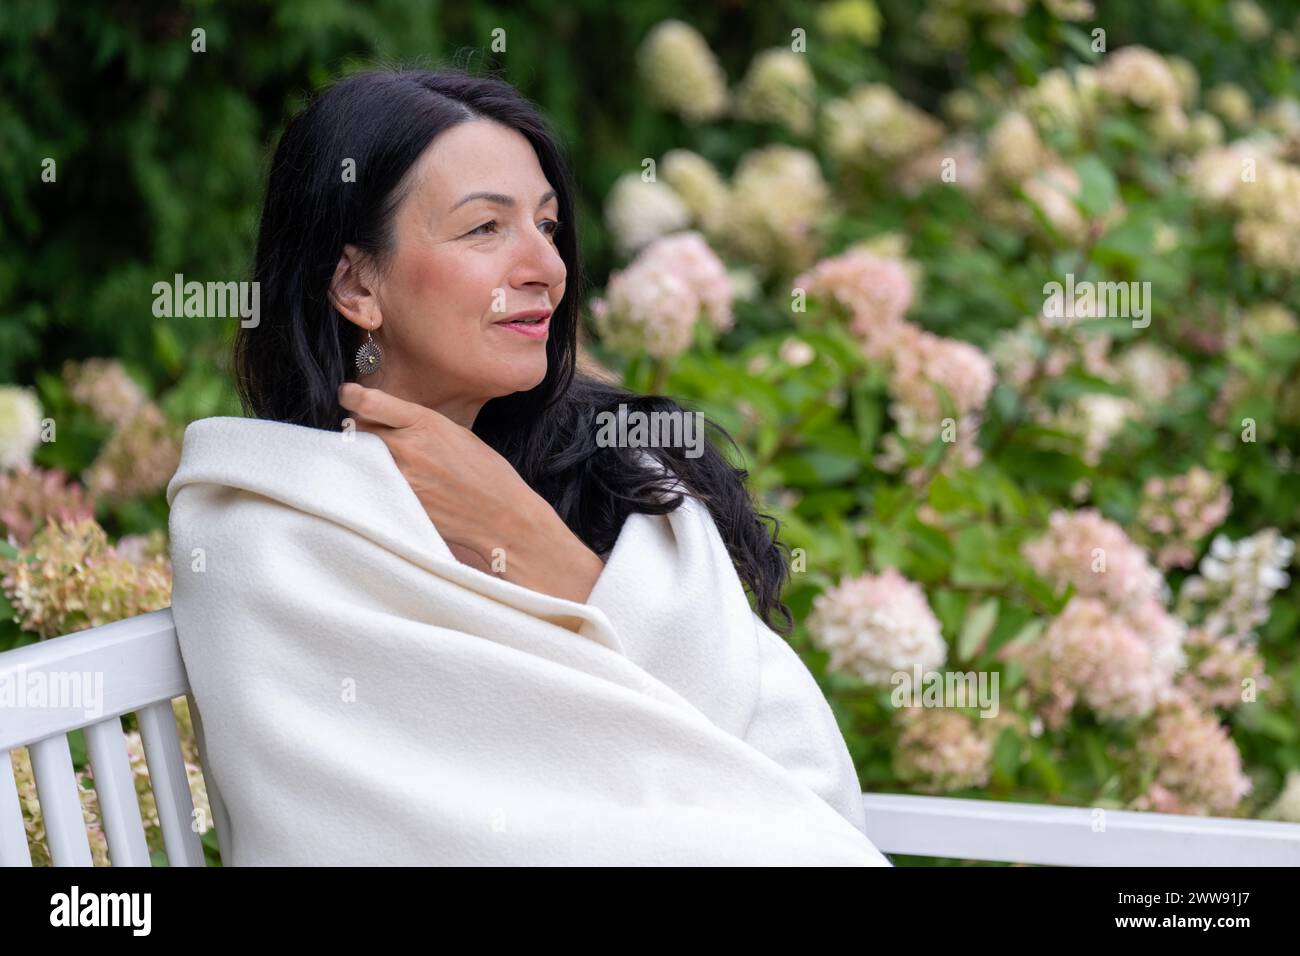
xmin=355 ymin=322 xmax=382 ymax=376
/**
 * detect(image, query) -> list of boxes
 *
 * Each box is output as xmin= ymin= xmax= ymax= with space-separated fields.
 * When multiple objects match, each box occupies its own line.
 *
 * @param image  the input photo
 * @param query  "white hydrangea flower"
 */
xmin=1177 ymin=529 xmax=1296 ymax=642
xmin=660 ymin=149 xmax=730 ymax=237
xmin=636 ymin=20 xmax=729 ymax=123
xmin=0 ymin=385 xmax=44 ymax=470
xmin=807 ymin=567 xmax=947 ymax=686
xmin=734 ymin=47 xmax=817 ymax=136
xmin=603 ymin=173 xmax=691 ymax=258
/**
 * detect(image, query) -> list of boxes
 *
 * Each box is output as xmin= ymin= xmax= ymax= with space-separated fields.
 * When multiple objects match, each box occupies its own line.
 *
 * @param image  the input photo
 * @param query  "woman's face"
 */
xmin=331 ymin=119 xmax=567 ymax=427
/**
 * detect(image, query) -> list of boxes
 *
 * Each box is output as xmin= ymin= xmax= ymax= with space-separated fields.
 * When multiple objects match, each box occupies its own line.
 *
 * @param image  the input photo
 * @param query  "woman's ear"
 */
xmin=328 ymin=244 xmax=381 ymax=330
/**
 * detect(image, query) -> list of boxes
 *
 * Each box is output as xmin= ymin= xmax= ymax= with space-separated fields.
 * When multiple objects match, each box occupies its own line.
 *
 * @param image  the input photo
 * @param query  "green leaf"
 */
xmin=153 ymin=321 xmax=184 ymax=376
xmin=953 ymin=526 xmax=1005 ymax=587
xmin=1073 ymin=154 xmax=1118 ymax=217
xmin=827 ymin=511 xmax=865 ymax=578
xmin=994 ymin=618 xmax=1045 ymax=659
xmin=957 ymin=598 xmax=999 ymax=661
xmin=1257 ymin=333 xmax=1300 ymax=367
xmin=850 ymin=382 xmax=882 ymax=457
xmin=991 ymin=726 xmax=1022 ymax=788
xmin=775 ymin=448 xmax=861 ymax=485
xmin=1092 ymin=218 xmax=1155 ymax=268
xmin=1239 ymin=706 xmax=1297 ymax=743
xmin=1059 ymin=24 xmax=1103 ymax=63
xmin=1081 ymin=730 xmax=1110 ymax=782
xmin=1027 ymin=738 xmax=1065 ymax=793
xmin=927 ymin=473 xmax=965 ymax=513
xmin=908 ymin=522 xmax=955 ymax=581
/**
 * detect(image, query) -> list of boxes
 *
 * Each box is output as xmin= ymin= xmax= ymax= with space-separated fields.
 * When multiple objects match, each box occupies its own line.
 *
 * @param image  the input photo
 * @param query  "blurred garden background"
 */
xmin=2 ymin=0 xmax=1299 ymax=865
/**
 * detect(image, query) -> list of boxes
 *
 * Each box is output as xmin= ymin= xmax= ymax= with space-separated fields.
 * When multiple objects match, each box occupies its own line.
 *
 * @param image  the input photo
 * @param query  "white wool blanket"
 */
xmin=165 ymin=416 xmax=892 ymax=866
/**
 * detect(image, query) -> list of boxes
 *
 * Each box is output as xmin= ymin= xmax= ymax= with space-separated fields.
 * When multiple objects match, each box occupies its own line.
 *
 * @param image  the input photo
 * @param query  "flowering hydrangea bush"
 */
xmin=583 ymin=6 xmax=1300 ymax=824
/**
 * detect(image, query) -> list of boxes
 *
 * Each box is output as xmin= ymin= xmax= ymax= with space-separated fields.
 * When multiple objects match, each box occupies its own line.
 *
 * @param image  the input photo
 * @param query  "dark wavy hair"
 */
xmin=234 ymin=66 xmax=793 ymax=634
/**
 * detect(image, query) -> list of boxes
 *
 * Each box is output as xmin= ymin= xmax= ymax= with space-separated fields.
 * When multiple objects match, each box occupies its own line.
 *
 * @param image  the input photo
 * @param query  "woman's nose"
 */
xmin=515 ymin=222 xmax=566 ymax=288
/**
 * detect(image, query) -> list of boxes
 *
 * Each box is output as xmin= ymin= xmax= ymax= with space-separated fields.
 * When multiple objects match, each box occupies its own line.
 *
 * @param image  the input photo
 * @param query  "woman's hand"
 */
xmin=337 ymin=382 xmax=605 ymax=605
xmin=338 ymin=381 xmax=535 ymax=555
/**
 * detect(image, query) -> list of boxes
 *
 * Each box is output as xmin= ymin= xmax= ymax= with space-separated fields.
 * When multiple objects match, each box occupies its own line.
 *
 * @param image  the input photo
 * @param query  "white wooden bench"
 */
xmin=2 ymin=609 xmax=1298 ymax=866
xmin=0 ymin=608 xmax=230 ymax=866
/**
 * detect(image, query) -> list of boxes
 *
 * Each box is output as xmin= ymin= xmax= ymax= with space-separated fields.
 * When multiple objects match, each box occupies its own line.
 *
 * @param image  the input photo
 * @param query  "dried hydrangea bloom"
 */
xmin=84 ymin=403 xmax=182 ymax=504
xmin=893 ymin=709 xmax=993 ymax=794
xmin=0 ymin=465 xmax=96 ymax=547
xmin=0 ymin=516 xmax=172 ymax=640
xmin=62 ymin=357 xmax=147 ymax=428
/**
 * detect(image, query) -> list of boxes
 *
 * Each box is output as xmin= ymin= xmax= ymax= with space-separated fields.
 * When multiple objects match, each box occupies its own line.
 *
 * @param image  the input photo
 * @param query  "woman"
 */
xmin=239 ymin=67 xmax=791 ymax=627
xmin=167 ymin=66 xmax=893 ymax=866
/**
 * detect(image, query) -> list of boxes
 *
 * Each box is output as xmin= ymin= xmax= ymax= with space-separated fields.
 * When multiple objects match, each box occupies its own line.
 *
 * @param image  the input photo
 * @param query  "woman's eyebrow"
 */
xmin=449 ymin=188 xmax=557 ymax=212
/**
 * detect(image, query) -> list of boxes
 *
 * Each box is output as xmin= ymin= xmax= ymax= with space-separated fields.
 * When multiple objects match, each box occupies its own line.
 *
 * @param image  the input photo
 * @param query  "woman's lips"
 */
xmin=494 ymin=315 xmax=550 ymax=339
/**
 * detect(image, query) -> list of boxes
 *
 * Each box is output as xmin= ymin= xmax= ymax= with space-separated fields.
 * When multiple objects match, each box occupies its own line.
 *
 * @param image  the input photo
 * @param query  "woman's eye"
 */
xmin=466 ymin=219 xmax=561 ymax=239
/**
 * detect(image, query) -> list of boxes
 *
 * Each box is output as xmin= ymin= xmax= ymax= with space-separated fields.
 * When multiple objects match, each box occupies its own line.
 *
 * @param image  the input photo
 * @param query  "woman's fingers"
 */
xmin=338 ymin=382 xmax=427 ymax=430
xmin=342 ymin=415 xmax=392 ymax=438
